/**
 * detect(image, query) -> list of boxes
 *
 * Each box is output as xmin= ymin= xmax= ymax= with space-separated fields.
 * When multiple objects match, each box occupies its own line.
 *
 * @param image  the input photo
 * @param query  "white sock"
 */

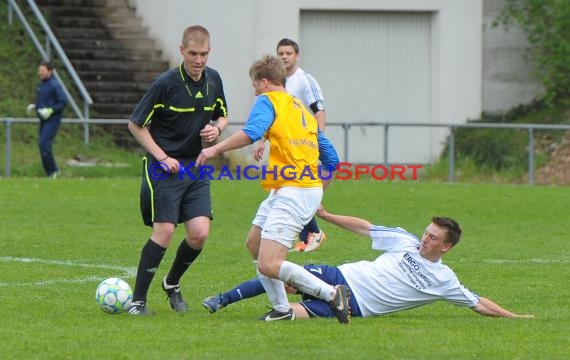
xmin=256 ymin=267 xmax=290 ymax=313
xmin=279 ymin=261 xmax=335 ymax=301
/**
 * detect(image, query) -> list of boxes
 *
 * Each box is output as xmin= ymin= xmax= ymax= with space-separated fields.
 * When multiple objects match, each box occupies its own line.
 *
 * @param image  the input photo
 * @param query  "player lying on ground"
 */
xmin=203 ymin=205 xmax=534 ymax=320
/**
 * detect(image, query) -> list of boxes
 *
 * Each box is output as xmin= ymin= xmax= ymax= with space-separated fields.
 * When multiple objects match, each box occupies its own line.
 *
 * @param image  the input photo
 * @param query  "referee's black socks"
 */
xmin=165 ymin=239 xmax=202 ymax=286
xmin=132 ymin=239 xmax=166 ymax=302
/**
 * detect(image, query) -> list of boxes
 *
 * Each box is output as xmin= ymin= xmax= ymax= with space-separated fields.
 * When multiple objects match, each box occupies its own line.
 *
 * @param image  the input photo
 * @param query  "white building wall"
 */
xmin=131 ymin=0 xmax=483 ymax=165
xmin=299 ymin=11 xmax=434 ymax=163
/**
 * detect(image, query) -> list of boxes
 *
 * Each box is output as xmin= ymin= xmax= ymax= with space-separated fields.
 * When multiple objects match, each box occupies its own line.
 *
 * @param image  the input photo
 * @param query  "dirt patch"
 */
xmin=535 ymin=132 xmax=570 ymax=185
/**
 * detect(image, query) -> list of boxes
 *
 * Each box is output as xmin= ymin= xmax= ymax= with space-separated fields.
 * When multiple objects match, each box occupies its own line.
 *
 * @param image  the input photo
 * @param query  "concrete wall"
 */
xmin=132 ymin=0 xmax=482 ymax=118
xmin=482 ymin=0 xmax=543 ymax=113
xmin=129 ymin=0 xmax=541 ymax=163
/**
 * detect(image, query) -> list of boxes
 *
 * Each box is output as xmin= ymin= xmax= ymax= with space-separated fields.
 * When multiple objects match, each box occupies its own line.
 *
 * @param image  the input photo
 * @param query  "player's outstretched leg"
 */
xmin=202 ymin=294 xmax=228 ymax=313
xmin=202 ymin=278 xmax=265 ymax=314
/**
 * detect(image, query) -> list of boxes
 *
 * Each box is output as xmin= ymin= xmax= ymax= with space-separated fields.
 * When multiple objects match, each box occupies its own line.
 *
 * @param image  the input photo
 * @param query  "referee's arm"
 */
xmin=127 ymin=121 xmax=168 ymax=161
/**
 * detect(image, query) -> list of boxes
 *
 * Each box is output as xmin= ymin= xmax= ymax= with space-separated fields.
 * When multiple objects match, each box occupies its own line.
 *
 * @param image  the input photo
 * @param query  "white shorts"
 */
xmin=252 ymin=186 xmax=323 ymax=248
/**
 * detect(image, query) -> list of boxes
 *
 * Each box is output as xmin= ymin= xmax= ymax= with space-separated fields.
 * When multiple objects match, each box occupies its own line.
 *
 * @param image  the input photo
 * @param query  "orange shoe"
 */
xmin=290 ymin=241 xmax=307 ymax=252
xmin=304 ymin=231 xmax=327 ymax=252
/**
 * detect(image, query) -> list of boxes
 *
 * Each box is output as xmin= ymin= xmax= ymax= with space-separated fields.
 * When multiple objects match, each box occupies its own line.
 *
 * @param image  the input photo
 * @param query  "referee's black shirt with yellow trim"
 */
xmin=130 ymin=64 xmax=228 ymax=159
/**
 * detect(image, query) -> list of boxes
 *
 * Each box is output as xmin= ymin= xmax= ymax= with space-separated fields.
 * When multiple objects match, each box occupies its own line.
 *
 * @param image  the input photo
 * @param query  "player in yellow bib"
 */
xmin=256 ymin=91 xmax=321 ymax=190
xmin=196 ymin=55 xmax=349 ymax=323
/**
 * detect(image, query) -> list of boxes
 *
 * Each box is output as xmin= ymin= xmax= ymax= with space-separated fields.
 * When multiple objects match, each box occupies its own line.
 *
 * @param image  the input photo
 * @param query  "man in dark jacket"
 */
xmin=27 ymin=60 xmax=68 ymax=178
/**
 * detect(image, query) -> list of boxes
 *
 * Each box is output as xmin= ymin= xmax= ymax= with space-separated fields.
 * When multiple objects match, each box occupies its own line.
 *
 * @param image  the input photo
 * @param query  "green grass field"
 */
xmin=1 ymin=178 xmax=569 ymax=359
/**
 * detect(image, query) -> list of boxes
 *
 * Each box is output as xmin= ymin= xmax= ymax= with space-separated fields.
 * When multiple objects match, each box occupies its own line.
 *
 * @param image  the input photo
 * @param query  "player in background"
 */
xmin=278 ymin=38 xmax=326 ymax=130
xmin=202 ymin=206 xmax=534 ymax=320
xmin=255 ymin=38 xmax=328 ymax=253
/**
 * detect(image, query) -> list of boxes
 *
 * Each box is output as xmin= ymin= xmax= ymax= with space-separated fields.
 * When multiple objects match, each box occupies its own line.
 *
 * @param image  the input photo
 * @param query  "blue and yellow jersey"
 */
xmin=242 ymin=91 xmax=323 ymax=190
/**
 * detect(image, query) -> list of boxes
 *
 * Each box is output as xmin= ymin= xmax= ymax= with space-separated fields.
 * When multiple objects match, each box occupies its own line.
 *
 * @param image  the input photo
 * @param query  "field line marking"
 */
xmin=0 ymin=275 xmax=104 ymax=288
xmin=0 ymin=256 xmax=136 ymax=288
xmin=455 ymin=258 xmax=569 ymax=264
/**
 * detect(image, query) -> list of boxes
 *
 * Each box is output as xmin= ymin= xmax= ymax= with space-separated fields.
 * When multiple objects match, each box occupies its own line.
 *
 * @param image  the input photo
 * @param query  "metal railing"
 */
xmin=328 ymin=121 xmax=570 ymax=185
xmin=3 ymin=117 xmax=570 ymax=184
xmin=2 ymin=117 xmax=126 ymax=178
xmin=7 ymin=0 xmax=93 ymax=143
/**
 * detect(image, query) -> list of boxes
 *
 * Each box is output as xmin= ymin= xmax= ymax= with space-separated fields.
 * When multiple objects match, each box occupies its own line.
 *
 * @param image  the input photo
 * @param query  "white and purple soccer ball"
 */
xmin=95 ymin=277 xmax=133 ymax=314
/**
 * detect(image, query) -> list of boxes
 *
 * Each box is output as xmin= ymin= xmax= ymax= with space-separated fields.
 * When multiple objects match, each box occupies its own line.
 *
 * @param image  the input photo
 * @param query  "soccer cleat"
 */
xmin=202 ymin=294 xmax=227 ymax=314
xmin=259 ymin=308 xmax=295 ymax=321
xmin=304 ymin=231 xmax=327 ymax=252
xmin=127 ymin=301 xmax=154 ymax=316
xmin=290 ymin=241 xmax=307 ymax=252
xmin=162 ymin=276 xmax=188 ymax=313
xmin=329 ymin=285 xmax=351 ymax=324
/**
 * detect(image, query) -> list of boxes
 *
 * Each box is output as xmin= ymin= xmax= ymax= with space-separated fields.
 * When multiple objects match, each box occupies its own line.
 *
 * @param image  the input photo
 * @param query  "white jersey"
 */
xmin=285 ymin=67 xmax=324 ymax=113
xmin=338 ymin=225 xmax=480 ymax=317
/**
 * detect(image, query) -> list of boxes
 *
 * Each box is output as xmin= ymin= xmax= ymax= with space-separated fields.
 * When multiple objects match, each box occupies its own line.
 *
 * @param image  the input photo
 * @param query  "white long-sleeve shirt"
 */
xmin=338 ymin=225 xmax=480 ymax=317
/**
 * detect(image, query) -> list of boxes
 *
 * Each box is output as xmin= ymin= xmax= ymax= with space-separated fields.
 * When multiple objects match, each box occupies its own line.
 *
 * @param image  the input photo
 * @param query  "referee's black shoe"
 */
xmin=162 ymin=277 xmax=188 ymax=313
xmin=128 ymin=301 xmax=154 ymax=316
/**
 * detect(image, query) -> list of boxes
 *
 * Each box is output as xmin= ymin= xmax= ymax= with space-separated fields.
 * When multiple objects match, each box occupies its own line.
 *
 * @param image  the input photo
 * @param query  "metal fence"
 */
xmin=3 ymin=117 xmax=570 ymax=184
xmin=331 ymin=121 xmax=570 ymax=185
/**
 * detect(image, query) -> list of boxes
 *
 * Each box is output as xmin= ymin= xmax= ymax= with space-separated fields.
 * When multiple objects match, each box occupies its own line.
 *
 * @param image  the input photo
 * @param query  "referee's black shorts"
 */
xmin=139 ymin=156 xmax=212 ymax=227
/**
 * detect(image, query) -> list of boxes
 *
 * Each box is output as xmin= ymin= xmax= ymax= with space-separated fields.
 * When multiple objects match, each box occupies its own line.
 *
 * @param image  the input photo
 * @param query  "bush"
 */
xmin=441 ymin=102 xmax=543 ymax=172
xmin=451 ymin=127 xmax=528 ymax=171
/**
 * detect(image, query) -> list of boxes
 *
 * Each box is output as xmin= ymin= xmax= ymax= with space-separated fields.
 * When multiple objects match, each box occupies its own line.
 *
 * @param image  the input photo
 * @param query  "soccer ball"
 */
xmin=95 ymin=277 xmax=133 ymax=314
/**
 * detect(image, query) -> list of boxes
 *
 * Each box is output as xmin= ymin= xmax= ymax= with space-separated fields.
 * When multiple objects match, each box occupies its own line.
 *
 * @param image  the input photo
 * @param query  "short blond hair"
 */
xmin=181 ymin=25 xmax=210 ymax=47
xmin=249 ymin=55 xmax=286 ymax=86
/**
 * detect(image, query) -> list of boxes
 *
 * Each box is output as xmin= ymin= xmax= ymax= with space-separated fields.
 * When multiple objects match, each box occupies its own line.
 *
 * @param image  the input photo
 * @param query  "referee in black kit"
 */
xmin=126 ymin=25 xmax=229 ymax=316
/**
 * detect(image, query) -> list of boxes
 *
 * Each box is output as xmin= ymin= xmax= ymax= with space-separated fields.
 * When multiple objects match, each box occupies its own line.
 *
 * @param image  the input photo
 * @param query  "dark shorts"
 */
xmin=140 ymin=156 xmax=212 ymax=227
xmin=300 ymin=264 xmax=362 ymax=318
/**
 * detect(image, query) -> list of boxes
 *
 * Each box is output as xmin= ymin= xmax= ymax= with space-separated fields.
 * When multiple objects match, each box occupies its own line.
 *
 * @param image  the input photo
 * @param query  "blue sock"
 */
xmin=222 ymin=278 xmax=266 ymax=305
xmin=300 ymin=217 xmax=320 ymax=242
